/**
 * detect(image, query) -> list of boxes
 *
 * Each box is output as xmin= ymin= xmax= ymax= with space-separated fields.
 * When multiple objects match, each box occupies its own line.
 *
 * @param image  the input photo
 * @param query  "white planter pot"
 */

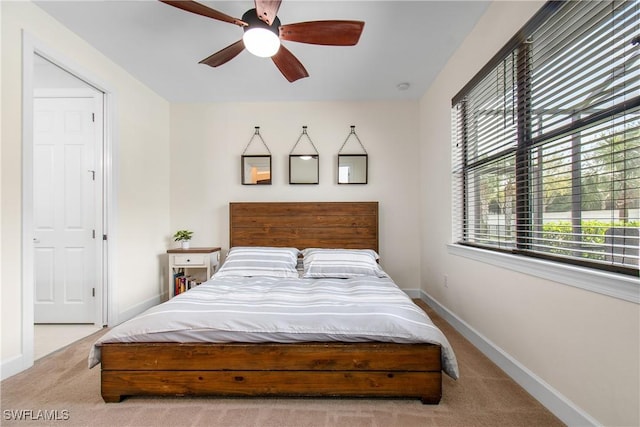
xmin=180 ymin=241 xmax=190 ymax=249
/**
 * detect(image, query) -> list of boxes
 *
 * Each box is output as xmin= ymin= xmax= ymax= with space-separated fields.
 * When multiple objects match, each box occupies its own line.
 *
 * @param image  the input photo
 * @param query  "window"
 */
xmin=452 ymin=0 xmax=639 ymax=277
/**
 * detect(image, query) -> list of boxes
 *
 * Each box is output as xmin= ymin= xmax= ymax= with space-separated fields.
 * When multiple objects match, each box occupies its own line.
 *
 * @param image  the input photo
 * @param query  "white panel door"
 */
xmin=33 ymin=96 xmax=96 ymax=323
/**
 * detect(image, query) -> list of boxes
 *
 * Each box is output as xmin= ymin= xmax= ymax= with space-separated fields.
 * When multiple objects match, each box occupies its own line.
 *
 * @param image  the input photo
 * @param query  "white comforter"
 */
xmin=88 ymin=276 xmax=458 ymax=379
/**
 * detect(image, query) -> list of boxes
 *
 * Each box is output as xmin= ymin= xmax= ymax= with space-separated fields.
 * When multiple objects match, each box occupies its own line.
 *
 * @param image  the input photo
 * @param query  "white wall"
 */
xmin=170 ymin=101 xmax=421 ymax=289
xmin=1 ymin=1 xmax=171 ymax=376
xmin=418 ymin=1 xmax=639 ymax=426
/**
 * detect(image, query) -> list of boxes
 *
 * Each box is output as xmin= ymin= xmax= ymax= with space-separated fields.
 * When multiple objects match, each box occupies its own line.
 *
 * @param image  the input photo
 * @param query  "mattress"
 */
xmin=89 ymin=276 xmax=458 ymax=379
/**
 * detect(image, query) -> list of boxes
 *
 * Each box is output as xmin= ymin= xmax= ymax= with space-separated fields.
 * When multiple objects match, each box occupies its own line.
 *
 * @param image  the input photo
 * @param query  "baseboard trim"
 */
xmin=403 ymin=289 xmax=421 ymax=299
xmin=114 ymin=294 xmax=162 ymax=326
xmin=418 ymin=289 xmax=600 ymax=427
xmin=1 ymin=354 xmax=31 ymax=381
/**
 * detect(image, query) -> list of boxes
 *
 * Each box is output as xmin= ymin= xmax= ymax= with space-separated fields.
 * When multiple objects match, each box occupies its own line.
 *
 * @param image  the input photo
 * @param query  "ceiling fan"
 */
xmin=160 ymin=0 xmax=365 ymax=82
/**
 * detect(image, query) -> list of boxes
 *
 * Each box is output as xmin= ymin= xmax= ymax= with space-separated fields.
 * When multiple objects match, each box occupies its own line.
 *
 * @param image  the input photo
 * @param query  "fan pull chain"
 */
xmin=289 ymin=125 xmax=320 ymax=155
xmin=338 ymin=125 xmax=368 ymax=154
xmin=242 ymin=126 xmax=272 ymax=155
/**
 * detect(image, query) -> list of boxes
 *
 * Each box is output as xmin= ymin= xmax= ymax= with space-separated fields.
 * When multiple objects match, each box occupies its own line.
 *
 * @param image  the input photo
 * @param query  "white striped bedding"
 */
xmin=88 ymin=276 xmax=458 ymax=379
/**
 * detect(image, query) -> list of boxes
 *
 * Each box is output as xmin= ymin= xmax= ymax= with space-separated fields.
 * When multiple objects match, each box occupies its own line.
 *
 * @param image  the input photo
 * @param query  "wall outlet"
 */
xmin=443 ymin=274 xmax=449 ymax=288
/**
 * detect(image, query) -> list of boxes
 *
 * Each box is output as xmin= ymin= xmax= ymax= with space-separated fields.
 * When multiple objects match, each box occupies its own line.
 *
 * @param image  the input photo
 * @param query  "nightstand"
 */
xmin=167 ymin=247 xmax=221 ymax=298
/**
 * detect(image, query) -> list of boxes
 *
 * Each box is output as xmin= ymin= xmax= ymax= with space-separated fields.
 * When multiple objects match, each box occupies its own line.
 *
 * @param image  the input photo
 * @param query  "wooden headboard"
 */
xmin=230 ymin=202 xmax=378 ymax=252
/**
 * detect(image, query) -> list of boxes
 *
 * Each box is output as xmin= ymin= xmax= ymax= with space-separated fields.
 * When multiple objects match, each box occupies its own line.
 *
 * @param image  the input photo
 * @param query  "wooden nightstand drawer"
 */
xmin=172 ymin=254 xmax=207 ymax=267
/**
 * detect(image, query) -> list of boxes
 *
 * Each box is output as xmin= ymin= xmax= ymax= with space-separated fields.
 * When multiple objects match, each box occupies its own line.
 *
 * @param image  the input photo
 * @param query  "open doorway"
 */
xmin=28 ymin=53 xmax=107 ymax=359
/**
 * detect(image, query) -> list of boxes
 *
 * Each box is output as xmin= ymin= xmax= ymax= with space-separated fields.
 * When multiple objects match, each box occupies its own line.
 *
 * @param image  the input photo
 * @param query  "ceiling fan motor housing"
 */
xmin=242 ymin=8 xmax=281 ymax=36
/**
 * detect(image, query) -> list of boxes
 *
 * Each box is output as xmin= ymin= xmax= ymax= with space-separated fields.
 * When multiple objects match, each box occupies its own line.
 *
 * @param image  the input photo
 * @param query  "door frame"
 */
xmin=21 ymin=31 xmax=117 ymax=367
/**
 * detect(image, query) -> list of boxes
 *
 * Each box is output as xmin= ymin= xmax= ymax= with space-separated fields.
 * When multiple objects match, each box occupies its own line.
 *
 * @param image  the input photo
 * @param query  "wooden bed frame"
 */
xmin=100 ymin=202 xmax=443 ymax=403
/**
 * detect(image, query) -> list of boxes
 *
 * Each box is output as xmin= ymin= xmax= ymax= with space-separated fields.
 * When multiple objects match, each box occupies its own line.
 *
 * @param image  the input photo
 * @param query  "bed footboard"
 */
xmin=100 ymin=342 xmax=442 ymax=404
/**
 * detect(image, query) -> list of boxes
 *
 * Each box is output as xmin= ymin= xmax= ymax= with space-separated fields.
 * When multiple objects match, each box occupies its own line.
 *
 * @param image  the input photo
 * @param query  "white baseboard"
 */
xmin=402 ymin=288 xmax=421 ymax=299
xmin=1 ymin=354 xmax=29 ymax=381
xmin=418 ymin=289 xmax=600 ymax=427
xmin=112 ymin=294 xmax=162 ymax=326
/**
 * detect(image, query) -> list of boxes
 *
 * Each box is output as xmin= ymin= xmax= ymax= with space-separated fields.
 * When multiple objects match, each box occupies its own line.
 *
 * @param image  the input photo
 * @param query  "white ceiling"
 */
xmin=34 ymin=0 xmax=490 ymax=103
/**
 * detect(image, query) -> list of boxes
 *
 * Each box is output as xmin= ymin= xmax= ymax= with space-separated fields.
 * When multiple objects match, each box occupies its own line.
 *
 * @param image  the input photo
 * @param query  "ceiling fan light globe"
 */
xmin=243 ymin=28 xmax=281 ymax=58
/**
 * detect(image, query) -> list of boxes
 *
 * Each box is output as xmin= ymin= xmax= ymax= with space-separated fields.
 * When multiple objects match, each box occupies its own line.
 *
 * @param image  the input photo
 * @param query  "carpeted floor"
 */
xmin=0 ymin=301 xmax=564 ymax=427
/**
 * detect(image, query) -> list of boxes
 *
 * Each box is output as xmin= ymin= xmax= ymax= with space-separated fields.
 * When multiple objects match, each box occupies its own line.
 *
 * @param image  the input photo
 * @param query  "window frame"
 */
xmin=448 ymin=243 xmax=639 ymax=304
xmin=451 ymin=0 xmax=639 ymax=301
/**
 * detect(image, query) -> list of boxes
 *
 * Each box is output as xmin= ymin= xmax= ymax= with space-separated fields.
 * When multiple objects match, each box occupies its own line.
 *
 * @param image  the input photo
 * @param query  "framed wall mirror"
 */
xmin=242 ymin=155 xmax=272 ymax=185
xmin=338 ymin=154 xmax=368 ymax=184
xmin=289 ymin=155 xmax=319 ymax=184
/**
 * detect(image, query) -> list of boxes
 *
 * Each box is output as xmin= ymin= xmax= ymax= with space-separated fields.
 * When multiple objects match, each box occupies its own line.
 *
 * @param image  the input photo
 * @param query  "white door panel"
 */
xmin=34 ymin=247 xmax=55 ymax=302
xmin=34 ymin=96 xmax=96 ymax=323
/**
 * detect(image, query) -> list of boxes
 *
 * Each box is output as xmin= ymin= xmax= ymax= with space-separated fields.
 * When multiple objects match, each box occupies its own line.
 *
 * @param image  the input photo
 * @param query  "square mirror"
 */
xmin=289 ymin=155 xmax=319 ymax=184
xmin=242 ymin=155 xmax=271 ymax=185
xmin=338 ymin=154 xmax=368 ymax=184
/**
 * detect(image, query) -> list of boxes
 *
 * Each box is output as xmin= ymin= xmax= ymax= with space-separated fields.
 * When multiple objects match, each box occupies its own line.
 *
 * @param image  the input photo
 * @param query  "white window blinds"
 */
xmin=452 ymin=0 xmax=639 ymax=276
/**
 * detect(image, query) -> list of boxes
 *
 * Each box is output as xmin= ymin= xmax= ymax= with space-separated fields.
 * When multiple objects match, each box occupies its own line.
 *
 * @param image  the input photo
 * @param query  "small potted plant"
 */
xmin=173 ymin=230 xmax=194 ymax=249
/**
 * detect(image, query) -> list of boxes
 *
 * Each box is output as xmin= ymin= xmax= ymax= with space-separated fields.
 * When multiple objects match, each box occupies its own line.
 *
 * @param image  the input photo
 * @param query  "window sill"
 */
xmin=447 ymin=244 xmax=639 ymax=304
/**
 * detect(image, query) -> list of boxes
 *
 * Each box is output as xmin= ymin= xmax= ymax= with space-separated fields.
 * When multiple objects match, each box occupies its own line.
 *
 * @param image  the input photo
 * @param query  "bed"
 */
xmin=92 ymin=202 xmax=457 ymax=403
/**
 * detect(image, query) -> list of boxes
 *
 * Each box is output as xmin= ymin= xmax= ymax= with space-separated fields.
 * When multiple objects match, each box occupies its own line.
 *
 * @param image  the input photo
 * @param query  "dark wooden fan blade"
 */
xmin=271 ymin=45 xmax=309 ymax=82
xmin=160 ymin=1 xmax=247 ymax=27
xmin=199 ymin=40 xmax=245 ymax=67
xmin=279 ymin=20 xmax=364 ymax=46
xmin=254 ymin=0 xmax=282 ymax=26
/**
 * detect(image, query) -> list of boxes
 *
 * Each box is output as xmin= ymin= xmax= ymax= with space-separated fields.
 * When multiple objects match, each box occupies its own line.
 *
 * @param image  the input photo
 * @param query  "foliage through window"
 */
xmin=452 ymin=0 xmax=639 ymax=276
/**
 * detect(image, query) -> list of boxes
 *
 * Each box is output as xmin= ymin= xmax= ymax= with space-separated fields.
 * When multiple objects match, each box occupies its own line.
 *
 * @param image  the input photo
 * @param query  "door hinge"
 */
xmin=92 ymin=113 xmax=95 ymax=122
xmin=92 ymin=229 xmax=96 ymax=239
xmin=92 ymin=288 xmax=95 ymax=297
xmin=103 ymin=234 xmax=107 ymax=241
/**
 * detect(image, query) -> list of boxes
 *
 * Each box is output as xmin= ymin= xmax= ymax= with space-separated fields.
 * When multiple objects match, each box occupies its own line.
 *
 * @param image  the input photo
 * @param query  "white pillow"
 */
xmin=301 ymin=248 xmax=387 ymax=279
xmin=214 ymin=246 xmax=300 ymax=278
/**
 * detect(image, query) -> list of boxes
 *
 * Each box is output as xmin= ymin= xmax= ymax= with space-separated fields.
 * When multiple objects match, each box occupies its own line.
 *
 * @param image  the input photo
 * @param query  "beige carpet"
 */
xmin=0 ymin=301 xmax=564 ymax=427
